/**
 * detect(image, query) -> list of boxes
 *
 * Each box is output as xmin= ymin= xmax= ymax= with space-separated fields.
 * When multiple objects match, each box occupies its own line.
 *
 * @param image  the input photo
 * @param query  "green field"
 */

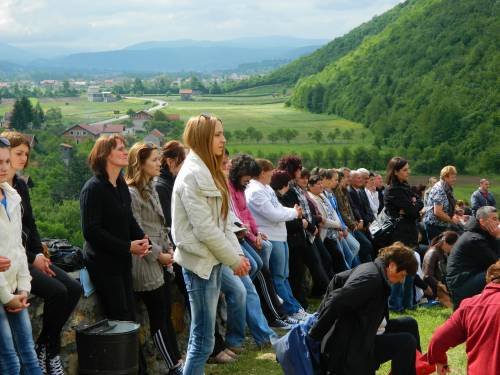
xmin=205 ymin=305 xmax=467 ymax=375
xmin=159 ymin=95 xmax=372 ymax=150
xmin=0 ymin=96 xmax=152 ymax=124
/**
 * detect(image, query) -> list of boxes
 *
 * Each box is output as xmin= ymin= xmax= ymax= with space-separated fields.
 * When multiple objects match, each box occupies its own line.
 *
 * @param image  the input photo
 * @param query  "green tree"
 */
xmin=283 ymin=129 xmax=298 ymax=143
xmin=254 ymin=130 xmax=263 ymax=143
xmin=311 ymin=129 xmax=323 ymax=144
xmin=126 ymin=108 xmax=136 ymax=117
xmin=45 ymin=108 xmax=63 ymax=127
xmin=327 ymin=131 xmax=336 ymax=144
xmin=268 ymin=132 xmax=279 ymax=144
xmin=341 ymin=146 xmax=352 ymax=166
xmin=132 ymin=78 xmax=145 ymax=94
xmin=153 ymin=110 xmax=167 ymax=121
xmin=32 ymin=102 xmax=45 ymax=129
xmin=234 ymin=129 xmax=247 ymax=143
xmin=312 ymin=149 xmax=324 ymax=167
xmin=325 ymin=147 xmax=338 ymax=167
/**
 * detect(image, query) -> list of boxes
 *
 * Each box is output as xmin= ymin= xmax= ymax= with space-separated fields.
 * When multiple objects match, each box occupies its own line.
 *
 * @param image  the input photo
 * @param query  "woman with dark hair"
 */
xmin=1 ymin=131 xmax=82 ymax=374
xmin=80 ymin=135 xmax=150 ymax=374
xmin=276 ymin=156 xmax=330 ymax=301
xmin=384 ymin=157 xmax=424 ymax=312
xmin=228 ymin=154 xmax=272 ymax=269
xmin=422 ymin=231 xmax=458 ymax=303
xmin=126 ymin=142 xmax=183 ymax=374
xmin=156 ymin=140 xmax=186 ymax=226
xmin=245 ymin=159 xmax=307 ymax=321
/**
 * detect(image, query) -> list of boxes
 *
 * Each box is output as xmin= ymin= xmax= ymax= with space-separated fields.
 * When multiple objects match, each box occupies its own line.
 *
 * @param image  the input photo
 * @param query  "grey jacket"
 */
xmin=172 ymin=151 xmax=243 ymax=279
xmin=129 ymin=183 xmax=169 ymax=292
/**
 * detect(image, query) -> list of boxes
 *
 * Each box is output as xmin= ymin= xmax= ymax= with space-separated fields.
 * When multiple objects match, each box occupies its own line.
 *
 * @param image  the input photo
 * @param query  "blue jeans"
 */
xmin=241 ymin=241 xmax=263 ymax=280
xmin=260 ymin=239 xmax=273 ymax=269
xmin=269 ymin=240 xmax=303 ymax=315
xmin=220 ymin=266 xmax=246 ymax=348
xmin=182 ymin=265 xmax=222 ymax=375
xmin=345 ymin=232 xmax=361 ymax=267
xmin=0 ymin=305 xmax=42 ymax=375
xmin=221 ymin=266 xmax=276 ymax=347
xmin=389 ymin=276 xmax=415 ymax=312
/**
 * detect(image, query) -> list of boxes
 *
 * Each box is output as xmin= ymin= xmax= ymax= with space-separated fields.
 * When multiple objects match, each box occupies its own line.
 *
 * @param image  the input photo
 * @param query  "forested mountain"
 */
xmin=290 ymin=0 xmax=499 ymax=172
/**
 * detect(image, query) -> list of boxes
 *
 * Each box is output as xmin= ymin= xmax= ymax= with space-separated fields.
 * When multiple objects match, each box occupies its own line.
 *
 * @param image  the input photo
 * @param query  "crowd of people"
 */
xmin=0 ymin=114 xmax=498 ymax=375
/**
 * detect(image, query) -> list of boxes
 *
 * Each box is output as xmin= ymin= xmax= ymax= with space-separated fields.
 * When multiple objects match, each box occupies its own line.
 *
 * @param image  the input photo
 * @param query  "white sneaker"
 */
xmin=47 ymin=354 xmax=65 ymax=375
xmin=289 ymin=309 xmax=310 ymax=321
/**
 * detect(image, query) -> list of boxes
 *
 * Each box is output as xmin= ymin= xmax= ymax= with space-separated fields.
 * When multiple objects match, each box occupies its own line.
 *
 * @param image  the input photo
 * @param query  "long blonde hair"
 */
xmin=183 ymin=114 xmax=229 ymax=219
xmin=126 ymin=142 xmax=158 ymax=199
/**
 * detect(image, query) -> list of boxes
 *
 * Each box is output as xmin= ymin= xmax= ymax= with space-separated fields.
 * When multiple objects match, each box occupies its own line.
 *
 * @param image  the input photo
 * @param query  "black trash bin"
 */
xmin=75 ymin=319 xmax=140 ymax=374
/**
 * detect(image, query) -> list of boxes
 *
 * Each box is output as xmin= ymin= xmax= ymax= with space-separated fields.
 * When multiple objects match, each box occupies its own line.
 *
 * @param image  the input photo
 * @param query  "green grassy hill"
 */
xmin=290 ymin=0 xmax=499 ymax=173
xmin=224 ymin=2 xmax=409 ymax=92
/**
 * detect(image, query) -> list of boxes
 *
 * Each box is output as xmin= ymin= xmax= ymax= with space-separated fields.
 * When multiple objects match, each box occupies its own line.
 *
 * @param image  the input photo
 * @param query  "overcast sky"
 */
xmin=1 ymin=0 xmax=403 ymax=51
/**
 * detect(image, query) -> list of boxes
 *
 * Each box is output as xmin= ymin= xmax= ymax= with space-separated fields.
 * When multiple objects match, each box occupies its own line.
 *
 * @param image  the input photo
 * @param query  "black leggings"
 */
xmin=374 ymin=317 xmax=421 ymax=375
xmin=136 ymin=283 xmax=181 ymax=369
xmin=253 ymin=267 xmax=286 ymax=322
xmin=30 ymin=264 xmax=82 ymax=355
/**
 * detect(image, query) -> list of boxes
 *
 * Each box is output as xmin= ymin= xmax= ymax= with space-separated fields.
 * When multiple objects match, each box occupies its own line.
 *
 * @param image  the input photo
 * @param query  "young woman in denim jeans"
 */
xmin=171 ymin=114 xmax=250 ymax=375
xmin=0 ymin=137 xmax=42 ymax=375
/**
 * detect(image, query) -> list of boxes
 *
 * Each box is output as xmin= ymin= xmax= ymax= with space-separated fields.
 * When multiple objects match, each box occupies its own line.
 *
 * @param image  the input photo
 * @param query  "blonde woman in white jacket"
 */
xmin=171 ymin=114 xmax=250 ymax=375
xmin=0 ymin=137 xmax=42 ymax=374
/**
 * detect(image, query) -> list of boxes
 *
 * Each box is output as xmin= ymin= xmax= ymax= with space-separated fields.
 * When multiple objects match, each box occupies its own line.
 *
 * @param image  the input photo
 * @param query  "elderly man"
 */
xmin=446 ymin=206 xmax=500 ymax=309
xmin=470 ymin=178 xmax=496 ymax=215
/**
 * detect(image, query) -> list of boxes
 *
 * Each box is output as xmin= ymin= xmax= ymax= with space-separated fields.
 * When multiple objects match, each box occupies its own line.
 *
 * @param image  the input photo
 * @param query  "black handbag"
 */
xmin=43 ymin=239 xmax=85 ymax=272
xmin=369 ymin=208 xmax=401 ymax=246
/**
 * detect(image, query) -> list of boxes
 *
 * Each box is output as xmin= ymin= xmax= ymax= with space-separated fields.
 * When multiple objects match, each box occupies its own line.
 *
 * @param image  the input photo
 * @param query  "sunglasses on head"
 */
xmin=0 ymin=137 xmax=10 ymax=148
xmin=197 ymin=113 xmax=223 ymax=125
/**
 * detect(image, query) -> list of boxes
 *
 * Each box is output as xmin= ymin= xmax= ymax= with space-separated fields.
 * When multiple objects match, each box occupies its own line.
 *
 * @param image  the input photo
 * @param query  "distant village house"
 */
xmin=0 ymin=111 xmax=12 ymax=128
xmin=87 ymin=86 xmax=118 ymax=103
xmin=179 ymin=89 xmax=193 ymax=101
xmin=143 ymin=129 xmax=165 ymax=147
xmin=130 ymin=110 xmax=153 ymax=128
xmin=62 ymin=123 xmax=124 ymax=144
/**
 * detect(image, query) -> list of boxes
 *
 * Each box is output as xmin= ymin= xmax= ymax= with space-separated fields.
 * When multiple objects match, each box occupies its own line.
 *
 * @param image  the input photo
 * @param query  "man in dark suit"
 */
xmin=348 ymin=170 xmax=375 ymax=229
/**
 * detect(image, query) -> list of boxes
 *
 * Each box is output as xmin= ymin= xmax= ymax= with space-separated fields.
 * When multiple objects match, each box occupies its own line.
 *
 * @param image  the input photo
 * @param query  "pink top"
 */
xmin=228 ymin=181 xmax=259 ymax=244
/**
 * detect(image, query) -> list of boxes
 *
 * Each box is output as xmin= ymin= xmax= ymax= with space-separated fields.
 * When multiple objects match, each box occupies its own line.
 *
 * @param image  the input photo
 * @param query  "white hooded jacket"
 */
xmin=0 ymin=182 xmax=31 ymax=304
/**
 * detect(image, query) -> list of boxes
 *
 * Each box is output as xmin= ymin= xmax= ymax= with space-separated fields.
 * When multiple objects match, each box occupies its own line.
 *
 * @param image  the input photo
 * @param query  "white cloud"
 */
xmin=2 ymin=0 xmax=404 ymax=50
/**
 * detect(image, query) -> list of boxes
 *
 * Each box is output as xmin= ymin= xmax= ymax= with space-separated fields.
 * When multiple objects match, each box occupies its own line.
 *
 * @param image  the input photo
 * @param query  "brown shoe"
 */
xmin=207 ymin=351 xmax=235 ymax=364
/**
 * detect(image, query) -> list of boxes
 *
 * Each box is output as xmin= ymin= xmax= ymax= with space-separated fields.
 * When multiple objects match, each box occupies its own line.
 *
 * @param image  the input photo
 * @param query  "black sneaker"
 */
xmin=35 ymin=343 xmax=48 ymax=374
xmin=269 ymin=319 xmax=292 ymax=329
xmin=46 ymin=354 xmax=65 ymax=375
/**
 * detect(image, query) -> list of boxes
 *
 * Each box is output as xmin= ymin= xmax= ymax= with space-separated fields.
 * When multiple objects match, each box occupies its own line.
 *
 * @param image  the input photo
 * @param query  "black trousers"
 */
xmin=304 ymin=240 xmax=331 ymax=297
xmin=88 ymin=264 xmax=147 ymax=374
xmin=353 ymin=230 xmax=374 ymax=263
xmin=288 ymin=239 xmax=309 ymax=308
xmin=136 ymin=283 xmax=181 ymax=369
xmin=374 ymin=317 xmax=420 ymax=375
xmin=253 ymin=267 xmax=286 ymax=322
xmin=323 ymin=237 xmax=348 ymax=274
xmin=30 ymin=264 xmax=82 ymax=355
xmin=314 ymin=237 xmax=335 ymax=279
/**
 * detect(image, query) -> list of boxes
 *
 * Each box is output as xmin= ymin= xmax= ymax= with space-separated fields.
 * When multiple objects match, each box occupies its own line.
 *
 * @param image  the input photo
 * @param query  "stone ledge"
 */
xmin=29 ymin=273 xmax=188 ymax=375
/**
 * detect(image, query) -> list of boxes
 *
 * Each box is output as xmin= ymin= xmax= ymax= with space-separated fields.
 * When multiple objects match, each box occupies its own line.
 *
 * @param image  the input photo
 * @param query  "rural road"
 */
xmin=88 ymin=96 xmax=167 ymax=125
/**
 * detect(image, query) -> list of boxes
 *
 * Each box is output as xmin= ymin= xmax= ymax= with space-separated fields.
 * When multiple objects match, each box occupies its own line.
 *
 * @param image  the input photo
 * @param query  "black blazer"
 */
xmin=12 ymin=175 xmax=43 ymax=263
xmin=384 ymin=181 xmax=423 ymax=247
xmin=80 ymin=174 xmax=144 ymax=274
xmin=155 ymin=167 xmax=175 ymax=227
xmin=309 ymin=259 xmax=390 ymax=374
xmin=347 ymin=186 xmax=374 ymax=228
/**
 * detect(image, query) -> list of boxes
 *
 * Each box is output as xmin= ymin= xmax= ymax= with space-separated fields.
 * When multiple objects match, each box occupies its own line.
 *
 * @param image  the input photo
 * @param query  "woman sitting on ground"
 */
xmin=1 ymin=131 xmax=82 ymax=375
xmin=126 ymin=142 xmax=183 ymax=375
xmin=422 ymin=231 xmax=458 ymax=304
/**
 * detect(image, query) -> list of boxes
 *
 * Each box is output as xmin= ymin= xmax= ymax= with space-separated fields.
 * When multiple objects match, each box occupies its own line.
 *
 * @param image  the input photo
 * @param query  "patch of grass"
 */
xmin=0 ymin=96 xmax=152 ymax=125
xmin=205 ymin=306 xmax=467 ymax=375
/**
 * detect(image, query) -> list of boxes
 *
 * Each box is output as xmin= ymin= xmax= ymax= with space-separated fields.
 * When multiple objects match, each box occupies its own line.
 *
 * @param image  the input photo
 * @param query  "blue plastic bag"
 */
xmin=273 ymin=314 xmax=321 ymax=375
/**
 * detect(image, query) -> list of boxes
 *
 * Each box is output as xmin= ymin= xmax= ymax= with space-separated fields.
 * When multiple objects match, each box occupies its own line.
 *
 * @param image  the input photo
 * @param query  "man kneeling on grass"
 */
xmin=309 ymin=242 xmax=421 ymax=375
